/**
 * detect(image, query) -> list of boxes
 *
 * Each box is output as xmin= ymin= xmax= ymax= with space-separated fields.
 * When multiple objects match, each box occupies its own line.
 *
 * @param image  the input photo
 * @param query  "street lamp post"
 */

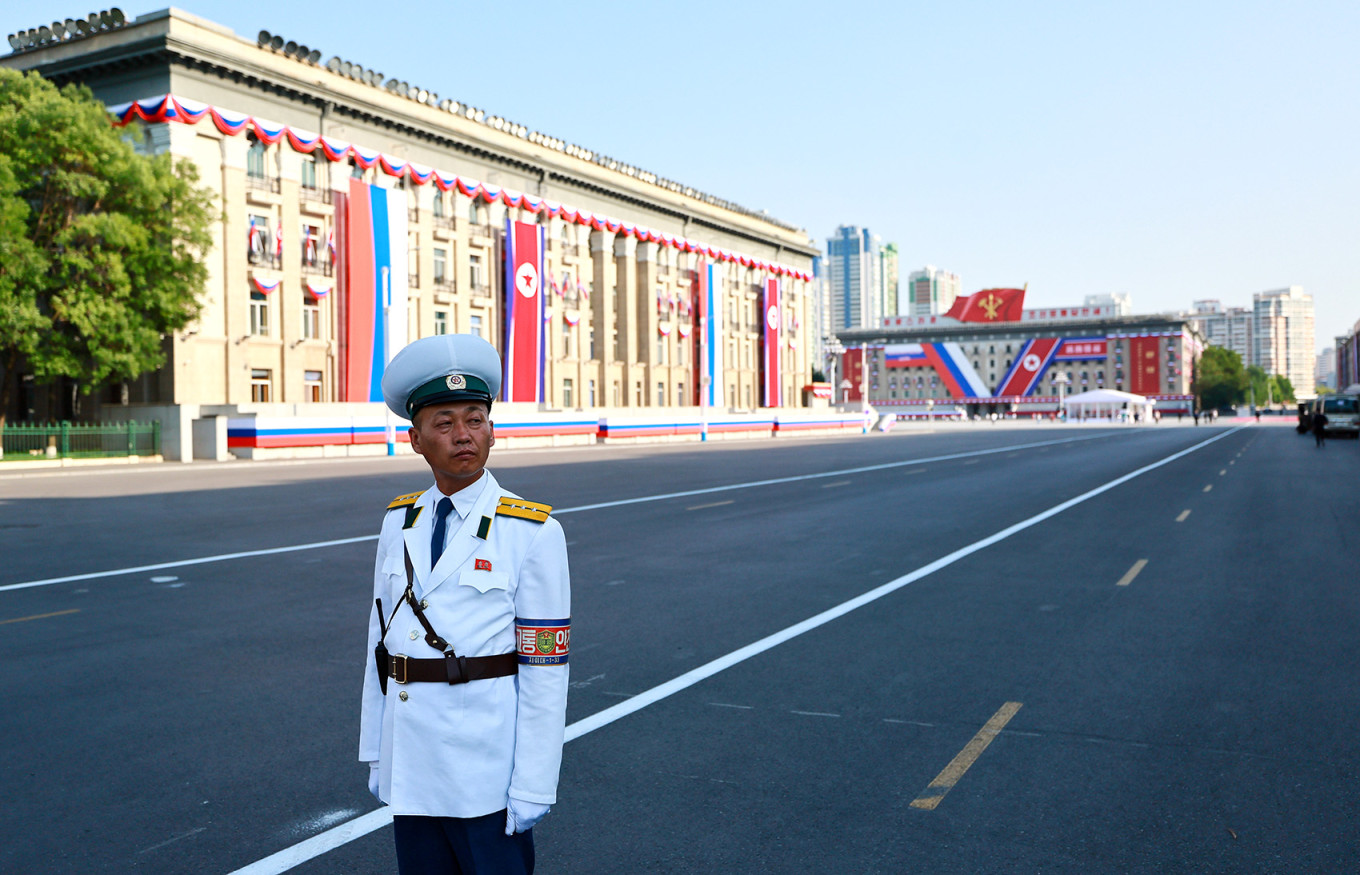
xmin=1053 ymin=371 xmax=1071 ymax=422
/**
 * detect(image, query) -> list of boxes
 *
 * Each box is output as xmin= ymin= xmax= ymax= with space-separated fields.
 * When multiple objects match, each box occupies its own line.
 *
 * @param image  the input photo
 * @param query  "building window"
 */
xmin=432 ymin=193 xmax=444 ymax=218
xmin=589 ymin=329 xmax=596 ymax=360
xmin=434 ymin=310 xmax=449 ymax=335
xmin=612 ymin=380 xmax=621 ymax=406
xmin=469 ymin=314 xmax=483 ymax=339
xmin=470 ymin=253 xmax=484 ymax=291
xmin=433 ymin=247 xmax=448 ymax=285
xmin=657 ymin=382 xmax=666 ymax=406
xmin=562 ymin=320 xmax=572 ymax=357
xmin=300 ymin=154 xmax=318 ymax=190
xmin=250 ymin=291 xmax=269 ymax=336
xmin=304 ymin=370 xmax=323 ymax=402
xmin=677 ymin=381 xmax=685 ymax=405
xmin=248 ymin=214 xmax=272 ymax=265
xmin=301 ymin=223 xmax=321 ymax=268
xmin=563 ymin=378 xmax=574 ymax=408
xmin=588 ymin=379 xmax=596 ymax=407
xmin=302 ymin=294 xmax=320 ymax=339
xmin=250 ymin=369 xmax=273 ymax=402
xmin=657 ymin=336 xmax=667 ymax=364
xmin=246 ymin=137 xmax=266 ymax=179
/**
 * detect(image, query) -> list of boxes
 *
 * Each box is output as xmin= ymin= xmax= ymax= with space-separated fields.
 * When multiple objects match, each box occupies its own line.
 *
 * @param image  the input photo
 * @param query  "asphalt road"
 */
xmin=1 ymin=423 xmax=1356 ymax=874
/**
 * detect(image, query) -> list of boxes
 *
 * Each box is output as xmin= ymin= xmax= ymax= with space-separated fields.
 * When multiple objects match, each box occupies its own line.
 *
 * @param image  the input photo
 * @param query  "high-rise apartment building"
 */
xmin=880 ymin=243 xmax=900 ymax=318
xmin=1188 ymin=300 xmax=1254 ymax=365
xmin=1084 ymin=293 xmax=1133 ymax=316
xmin=1254 ymin=286 xmax=1315 ymax=397
xmin=1315 ymin=347 xmax=1336 ymax=390
xmin=826 ymin=226 xmax=882 ymax=331
xmin=907 ymin=265 xmax=961 ymax=316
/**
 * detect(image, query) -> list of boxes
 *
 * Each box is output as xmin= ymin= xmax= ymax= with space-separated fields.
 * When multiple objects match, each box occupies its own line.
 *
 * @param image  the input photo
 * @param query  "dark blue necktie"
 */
xmin=430 ymin=497 xmax=454 ymax=568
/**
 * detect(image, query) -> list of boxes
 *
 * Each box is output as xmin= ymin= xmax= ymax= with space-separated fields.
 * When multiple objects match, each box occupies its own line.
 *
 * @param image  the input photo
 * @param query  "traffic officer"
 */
xmin=360 ymin=333 xmax=570 ymax=875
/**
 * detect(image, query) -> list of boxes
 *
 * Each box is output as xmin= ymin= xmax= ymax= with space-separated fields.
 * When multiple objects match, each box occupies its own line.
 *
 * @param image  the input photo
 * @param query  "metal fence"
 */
xmin=0 ymin=421 xmax=160 ymax=460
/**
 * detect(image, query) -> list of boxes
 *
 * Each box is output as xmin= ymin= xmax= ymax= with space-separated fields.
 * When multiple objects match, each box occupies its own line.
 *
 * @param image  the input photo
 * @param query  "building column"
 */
xmin=590 ymin=230 xmax=617 ymax=406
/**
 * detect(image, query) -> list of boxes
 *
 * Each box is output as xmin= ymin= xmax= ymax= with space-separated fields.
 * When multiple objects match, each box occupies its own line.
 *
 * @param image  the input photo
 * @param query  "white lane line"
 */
xmin=686 ymin=500 xmax=734 ymax=511
xmin=790 ymin=710 xmax=841 ymax=718
xmin=0 ymin=536 xmax=378 ymax=593
xmin=2 ymin=433 xmax=1119 ymax=594
xmin=225 ymin=427 xmax=1241 ymax=875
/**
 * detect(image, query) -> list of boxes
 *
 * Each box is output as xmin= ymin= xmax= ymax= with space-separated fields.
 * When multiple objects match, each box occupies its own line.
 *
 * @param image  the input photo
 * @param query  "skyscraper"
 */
xmin=826 ymin=226 xmax=882 ymax=331
xmin=907 ymin=266 xmax=961 ymax=316
xmin=880 ymin=243 xmax=900 ymax=318
xmin=1188 ymin=299 xmax=1254 ymax=365
xmin=1253 ymin=286 xmax=1315 ymax=397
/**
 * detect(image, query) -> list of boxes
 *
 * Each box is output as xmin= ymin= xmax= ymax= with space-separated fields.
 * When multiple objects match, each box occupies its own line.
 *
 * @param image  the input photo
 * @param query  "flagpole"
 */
xmin=382 ymin=265 xmax=394 ymax=457
xmin=699 ymin=313 xmax=709 ymax=442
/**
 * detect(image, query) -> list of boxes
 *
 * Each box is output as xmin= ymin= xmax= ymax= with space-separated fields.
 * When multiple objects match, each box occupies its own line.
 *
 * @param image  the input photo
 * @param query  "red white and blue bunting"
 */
xmin=109 ymin=94 xmax=813 ymax=283
xmin=305 ymin=281 xmax=331 ymax=298
xmin=250 ymin=275 xmax=281 ymax=295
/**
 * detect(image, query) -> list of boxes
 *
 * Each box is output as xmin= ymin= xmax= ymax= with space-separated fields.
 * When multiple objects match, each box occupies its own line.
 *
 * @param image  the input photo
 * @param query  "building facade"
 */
xmin=2 ymin=9 xmax=820 ymax=424
xmin=880 ymin=243 xmax=900 ymax=319
xmin=1337 ymin=319 xmax=1360 ymax=392
xmin=837 ymin=312 xmax=1201 ymax=416
xmin=1315 ymin=347 xmax=1336 ymax=391
xmin=1188 ymin=299 xmax=1254 ymax=365
xmin=826 ymin=225 xmax=882 ymax=331
xmin=906 ymin=266 xmax=961 ymax=317
xmin=1253 ymin=287 xmax=1315 ymax=397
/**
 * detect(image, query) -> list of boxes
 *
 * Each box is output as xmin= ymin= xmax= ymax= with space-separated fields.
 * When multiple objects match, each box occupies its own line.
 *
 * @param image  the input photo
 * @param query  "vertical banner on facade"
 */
xmin=762 ymin=277 xmax=781 ymax=407
xmin=698 ymin=260 xmax=724 ymax=408
xmin=842 ymin=348 xmax=863 ymax=402
xmin=1130 ymin=336 xmax=1161 ymax=395
xmin=340 ymin=179 xmax=408 ymax=402
xmin=503 ymin=218 xmax=545 ymax=403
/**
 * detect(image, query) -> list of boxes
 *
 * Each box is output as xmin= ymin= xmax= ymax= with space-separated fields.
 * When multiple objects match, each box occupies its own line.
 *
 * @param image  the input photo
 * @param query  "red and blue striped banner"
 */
xmin=762 ymin=277 xmax=781 ymax=408
xmin=699 ymin=261 xmax=724 ymax=408
xmin=503 ymin=219 xmax=545 ymax=403
xmin=340 ymin=179 xmax=408 ymax=402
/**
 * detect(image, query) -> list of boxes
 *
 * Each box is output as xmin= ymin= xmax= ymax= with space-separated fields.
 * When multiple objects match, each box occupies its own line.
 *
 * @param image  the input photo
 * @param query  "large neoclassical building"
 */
xmin=3 ymin=8 xmax=821 ymax=432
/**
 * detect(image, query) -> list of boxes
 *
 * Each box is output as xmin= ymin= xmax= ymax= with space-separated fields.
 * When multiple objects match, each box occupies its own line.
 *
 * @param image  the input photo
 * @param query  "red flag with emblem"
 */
xmin=946 ymin=288 xmax=1026 ymax=323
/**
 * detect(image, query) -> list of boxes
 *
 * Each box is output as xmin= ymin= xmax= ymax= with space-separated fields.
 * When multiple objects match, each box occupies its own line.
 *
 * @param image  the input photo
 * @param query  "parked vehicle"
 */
xmin=1314 ymin=394 xmax=1359 ymax=436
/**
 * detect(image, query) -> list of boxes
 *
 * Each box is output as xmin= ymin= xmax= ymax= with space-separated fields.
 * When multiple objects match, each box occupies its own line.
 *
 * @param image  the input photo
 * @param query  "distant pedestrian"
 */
xmin=1313 ymin=410 xmax=1328 ymax=447
xmin=1193 ymin=411 xmax=1200 ymax=426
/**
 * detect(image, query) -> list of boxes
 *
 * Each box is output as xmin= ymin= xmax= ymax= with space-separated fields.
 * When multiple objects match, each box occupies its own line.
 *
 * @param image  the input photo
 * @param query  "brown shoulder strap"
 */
xmin=402 ymin=544 xmax=452 ymax=653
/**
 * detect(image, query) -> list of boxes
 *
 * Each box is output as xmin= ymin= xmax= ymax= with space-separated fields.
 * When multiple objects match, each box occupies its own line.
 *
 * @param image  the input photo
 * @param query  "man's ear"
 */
xmin=408 ymin=426 xmax=421 ymax=454
xmin=488 ymin=420 xmax=495 ymax=448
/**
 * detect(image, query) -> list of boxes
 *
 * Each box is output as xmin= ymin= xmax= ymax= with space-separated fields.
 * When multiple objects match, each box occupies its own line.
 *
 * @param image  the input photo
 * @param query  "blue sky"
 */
xmin=6 ymin=1 xmax=1356 ymax=354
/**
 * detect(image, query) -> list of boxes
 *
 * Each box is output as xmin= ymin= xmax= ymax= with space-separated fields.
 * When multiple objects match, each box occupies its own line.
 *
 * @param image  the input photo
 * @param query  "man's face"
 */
xmin=409 ymin=402 xmax=495 ymax=489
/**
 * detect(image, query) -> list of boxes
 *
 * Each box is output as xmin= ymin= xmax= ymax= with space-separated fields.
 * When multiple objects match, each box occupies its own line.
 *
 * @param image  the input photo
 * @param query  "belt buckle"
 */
xmin=390 ymin=654 xmax=409 ymax=685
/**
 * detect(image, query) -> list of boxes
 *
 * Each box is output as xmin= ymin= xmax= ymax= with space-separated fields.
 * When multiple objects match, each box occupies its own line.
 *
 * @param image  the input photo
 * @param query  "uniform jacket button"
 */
xmin=398 ymin=691 xmax=409 ymax=702
xmin=420 ymin=599 xmax=429 ymax=609
xmin=409 ymin=629 xmax=419 ymax=640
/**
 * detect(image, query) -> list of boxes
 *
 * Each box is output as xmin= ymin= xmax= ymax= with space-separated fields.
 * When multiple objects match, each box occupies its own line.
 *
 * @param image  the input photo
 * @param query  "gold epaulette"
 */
xmin=386 ymin=491 xmax=423 ymax=510
xmin=496 ymin=496 xmax=552 ymax=523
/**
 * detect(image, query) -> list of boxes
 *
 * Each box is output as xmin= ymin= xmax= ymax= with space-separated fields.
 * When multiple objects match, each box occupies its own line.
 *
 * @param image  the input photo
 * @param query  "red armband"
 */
xmin=515 ymin=618 xmax=570 ymax=665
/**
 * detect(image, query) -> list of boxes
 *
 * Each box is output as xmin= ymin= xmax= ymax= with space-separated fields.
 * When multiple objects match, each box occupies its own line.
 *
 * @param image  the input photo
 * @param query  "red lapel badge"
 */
xmin=475 ymin=559 xmax=492 ymax=572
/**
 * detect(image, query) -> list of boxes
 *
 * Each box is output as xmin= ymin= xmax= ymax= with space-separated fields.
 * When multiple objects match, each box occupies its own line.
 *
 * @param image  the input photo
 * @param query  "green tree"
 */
xmin=1193 ymin=346 xmax=1248 ymax=411
xmin=0 ymin=69 xmax=213 ymax=429
xmin=1272 ymin=374 xmax=1295 ymax=403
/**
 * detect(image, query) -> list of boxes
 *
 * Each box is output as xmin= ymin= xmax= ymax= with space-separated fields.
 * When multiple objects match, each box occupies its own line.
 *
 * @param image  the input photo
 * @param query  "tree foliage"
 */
xmin=0 ymin=69 xmax=213 ymax=427
xmin=1194 ymin=346 xmax=1248 ymax=411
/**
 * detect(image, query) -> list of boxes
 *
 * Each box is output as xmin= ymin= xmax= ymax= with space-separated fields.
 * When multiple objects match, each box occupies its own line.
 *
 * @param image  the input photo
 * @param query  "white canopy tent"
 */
xmin=1062 ymin=388 xmax=1156 ymax=423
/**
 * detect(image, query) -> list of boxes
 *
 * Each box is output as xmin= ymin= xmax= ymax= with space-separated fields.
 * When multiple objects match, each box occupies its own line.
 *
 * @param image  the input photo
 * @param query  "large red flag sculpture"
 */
xmin=945 ymin=287 xmax=1027 ymax=323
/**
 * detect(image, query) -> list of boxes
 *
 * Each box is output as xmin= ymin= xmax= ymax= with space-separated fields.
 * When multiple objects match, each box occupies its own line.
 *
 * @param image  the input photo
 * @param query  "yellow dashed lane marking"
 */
xmin=1116 ymin=559 xmax=1149 ymax=587
xmin=1176 ymin=510 xmax=1191 ymax=522
xmin=1203 ymin=485 xmax=1213 ymax=493
xmin=911 ymin=701 xmax=1022 ymax=811
xmin=1219 ymin=470 xmax=1227 ymax=476
xmin=0 ymin=608 xmax=80 ymax=625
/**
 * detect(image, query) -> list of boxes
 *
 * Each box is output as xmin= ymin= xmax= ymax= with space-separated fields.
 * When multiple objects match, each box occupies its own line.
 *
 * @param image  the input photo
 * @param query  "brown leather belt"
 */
xmin=386 ymin=652 xmax=518 ymax=686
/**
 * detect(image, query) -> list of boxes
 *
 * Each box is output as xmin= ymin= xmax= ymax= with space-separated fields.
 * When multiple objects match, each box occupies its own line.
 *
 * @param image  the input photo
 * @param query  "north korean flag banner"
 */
xmin=945 ymin=287 xmax=1026 ymax=323
xmin=762 ymin=277 xmax=781 ymax=407
xmin=503 ymin=219 xmax=545 ymax=403
xmin=337 ymin=179 xmax=408 ymax=402
xmin=698 ymin=260 xmax=724 ymax=408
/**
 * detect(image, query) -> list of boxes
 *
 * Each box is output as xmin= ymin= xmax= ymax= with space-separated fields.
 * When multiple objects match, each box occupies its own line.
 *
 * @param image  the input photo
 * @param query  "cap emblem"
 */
xmin=445 ymin=374 xmax=467 ymax=391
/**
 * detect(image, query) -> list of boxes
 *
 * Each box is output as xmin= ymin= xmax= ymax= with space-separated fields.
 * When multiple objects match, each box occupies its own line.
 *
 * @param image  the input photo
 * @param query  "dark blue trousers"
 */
xmin=393 ymin=811 xmax=534 ymax=875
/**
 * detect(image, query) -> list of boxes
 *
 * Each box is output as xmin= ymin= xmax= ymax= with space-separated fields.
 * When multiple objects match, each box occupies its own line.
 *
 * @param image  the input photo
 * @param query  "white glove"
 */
xmin=505 ymin=797 xmax=550 ymax=835
xmin=367 ymin=762 xmax=381 ymax=802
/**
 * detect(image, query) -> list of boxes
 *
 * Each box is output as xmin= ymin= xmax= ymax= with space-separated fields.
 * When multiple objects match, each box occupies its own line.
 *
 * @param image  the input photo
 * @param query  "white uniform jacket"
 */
xmin=359 ymin=470 xmax=570 ymax=817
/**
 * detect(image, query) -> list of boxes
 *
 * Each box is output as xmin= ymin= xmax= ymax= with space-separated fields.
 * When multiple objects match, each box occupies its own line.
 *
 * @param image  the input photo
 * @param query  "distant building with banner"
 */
xmin=1 ymin=9 xmax=820 ymax=449
xmin=836 ymin=288 xmax=1203 ymax=416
